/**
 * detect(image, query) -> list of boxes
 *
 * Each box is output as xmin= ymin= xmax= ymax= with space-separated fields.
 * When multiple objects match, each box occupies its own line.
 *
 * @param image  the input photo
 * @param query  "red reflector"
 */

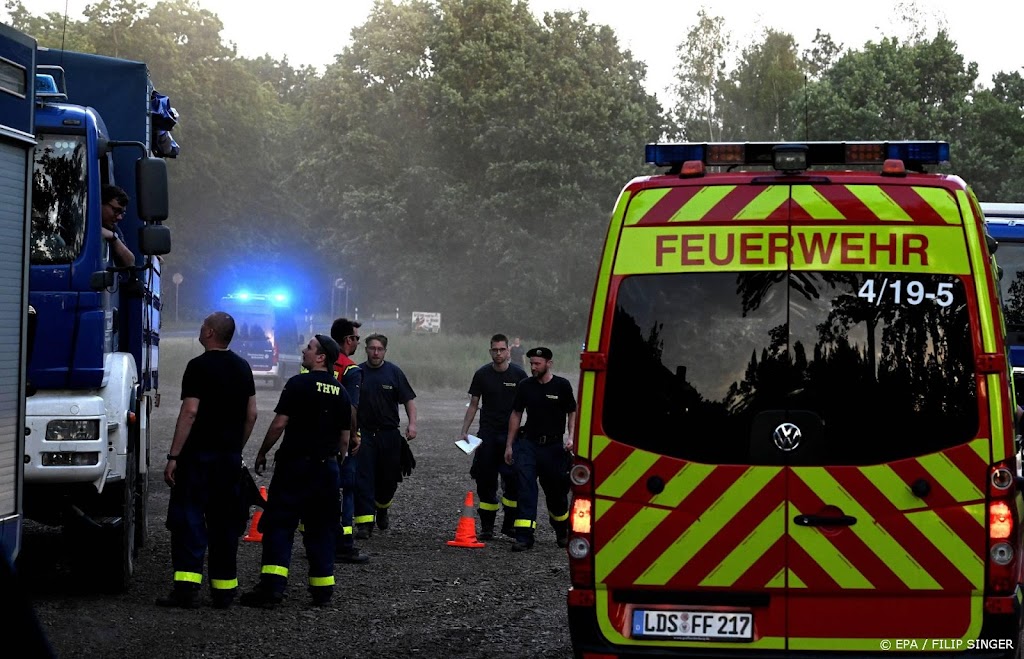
xmin=128 ymin=411 xmax=137 ymax=425
xmin=568 ymin=587 xmax=596 ymax=607
xmin=990 ymin=501 xmax=1013 ymax=540
xmin=582 ymin=654 xmax=618 ymax=659
xmin=984 ymin=596 xmax=1017 ymax=614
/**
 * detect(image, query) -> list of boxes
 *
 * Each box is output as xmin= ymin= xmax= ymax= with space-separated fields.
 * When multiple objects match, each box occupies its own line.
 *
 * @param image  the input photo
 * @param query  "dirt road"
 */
xmin=20 ymin=379 xmax=574 ymax=659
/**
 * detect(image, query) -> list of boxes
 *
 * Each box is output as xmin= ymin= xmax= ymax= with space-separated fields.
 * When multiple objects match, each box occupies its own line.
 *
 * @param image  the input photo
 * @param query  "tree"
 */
xmin=719 ymin=28 xmax=805 ymax=140
xmin=670 ymin=9 xmax=729 ymax=141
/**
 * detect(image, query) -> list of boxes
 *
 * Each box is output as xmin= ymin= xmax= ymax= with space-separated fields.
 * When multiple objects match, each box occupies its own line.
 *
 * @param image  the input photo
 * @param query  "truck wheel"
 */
xmin=97 ymin=440 xmax=138 ymax=593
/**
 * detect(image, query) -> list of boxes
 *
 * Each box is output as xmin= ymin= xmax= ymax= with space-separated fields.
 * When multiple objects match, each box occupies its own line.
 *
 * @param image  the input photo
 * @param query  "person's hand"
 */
xmin=459 ymin=433 xmax=468 ymax=442
xmin=564 ymin=437 xmax=573 ymax=451
xmin=350 ymin=432 xmax=361 ymax=456
xmin=101 ymin=227 xmax=115 ymax=242
xmin=163 ymin=459 xmax=176 ymax=487
xmin=254 ymin=451 xmax=267 ymax=475
xmin=405 ymin=423 xmax=417 ymax=441
xmin=504 ymin=445 xmax=514 ymax=466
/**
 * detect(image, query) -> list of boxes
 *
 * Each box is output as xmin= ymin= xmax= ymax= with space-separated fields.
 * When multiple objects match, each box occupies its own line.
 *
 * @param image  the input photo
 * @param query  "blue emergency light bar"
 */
xmin=35 ymin=73 xmax=67 ymax=101
xmin=645 ymin=141 xmax=950 ymax=169
xmin=224 ymin=290 xmax=290 ymax=306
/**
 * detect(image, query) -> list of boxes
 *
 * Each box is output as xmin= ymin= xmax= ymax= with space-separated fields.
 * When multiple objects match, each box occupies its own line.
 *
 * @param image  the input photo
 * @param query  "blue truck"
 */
xmin=26 ymin=47 xmax=172 ymax=591
xmin=0 ymin=23 xmax=36 ymax=570
xmin=982 ymin=202 xmax=1024 ymax=400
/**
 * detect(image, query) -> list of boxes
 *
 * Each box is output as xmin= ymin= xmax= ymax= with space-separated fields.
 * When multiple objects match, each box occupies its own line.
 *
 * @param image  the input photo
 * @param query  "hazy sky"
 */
xmin=21 ymin=0 xmax=1024 ymax=98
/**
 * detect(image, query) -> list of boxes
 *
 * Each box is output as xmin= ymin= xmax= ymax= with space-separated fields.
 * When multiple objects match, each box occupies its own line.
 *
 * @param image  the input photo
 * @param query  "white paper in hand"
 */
xmin=455 ymin=434 xmax=483 ymax=455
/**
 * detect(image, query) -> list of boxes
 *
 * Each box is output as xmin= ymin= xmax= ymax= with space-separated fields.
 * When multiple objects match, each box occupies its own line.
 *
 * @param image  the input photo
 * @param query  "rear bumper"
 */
xmin=568 ymin=591 xmax=1021 ymax=659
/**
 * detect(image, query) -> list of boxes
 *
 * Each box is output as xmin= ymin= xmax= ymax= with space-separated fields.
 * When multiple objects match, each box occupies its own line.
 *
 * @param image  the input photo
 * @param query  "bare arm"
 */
xmin=254 ymin=413 xmax=289 ymax=475
xmin=404 ymin=399 xmax=418 ymax=440
xmin=338 ymin=429 xmax=350 ymax=458
xmin=164 ymin=397 xmax=199 ymax=487
xmin=241 ymin=395 xmax=258 ymax=448
xmin=103 ymin=228 xmax=135 ymax=267
xmin=565 ymin=410 xmax=577 ymax=451
xmin=505 ymin=409 xmax=523 ymax=465
xmin=460 ymin=395 xmax=481 ymax=440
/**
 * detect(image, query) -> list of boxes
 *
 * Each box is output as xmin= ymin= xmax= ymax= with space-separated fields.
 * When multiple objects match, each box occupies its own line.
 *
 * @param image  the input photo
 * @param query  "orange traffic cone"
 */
xmin=447 ymin=491 xmax=486 ymax=548
xmin=244 ymin=486 xmax=268 ymax=542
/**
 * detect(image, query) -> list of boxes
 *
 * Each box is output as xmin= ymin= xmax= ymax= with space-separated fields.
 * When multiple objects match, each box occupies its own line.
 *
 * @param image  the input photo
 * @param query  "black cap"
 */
xmin=526 ymin=346 xmax=553 ymax=360
xmin=314 ymin=334 xmax=340 ymax=367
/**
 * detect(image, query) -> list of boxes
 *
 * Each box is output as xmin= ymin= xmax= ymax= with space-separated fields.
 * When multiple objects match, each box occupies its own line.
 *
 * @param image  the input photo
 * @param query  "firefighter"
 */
xmin=159 ymin=311 xmax=258 ymax=609
xmin=240 ymin=335 xmax=351 ymax=608
xmin=504 ymin=347 xmax=576 ymax=552
xmin=353 ymin=333 xmax=417 ymax=539
xmin=459 ymin=333 xmax=528 ymax=540
xmin=329 ymin=317 xmax=369 ymax=563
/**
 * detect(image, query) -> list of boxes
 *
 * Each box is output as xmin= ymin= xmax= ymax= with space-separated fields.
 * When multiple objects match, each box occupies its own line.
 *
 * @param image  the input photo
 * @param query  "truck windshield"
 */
xmin=603 ymin=271 xmax=978 ymax=466
xmin=30 ymin=134 xmax=87 ymax=265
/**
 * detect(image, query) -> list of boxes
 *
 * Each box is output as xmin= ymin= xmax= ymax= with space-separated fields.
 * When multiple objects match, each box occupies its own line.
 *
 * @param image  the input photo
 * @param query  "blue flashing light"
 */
xmin=885 ymin=141 xmax=949 ymax=165
xmin=646 ymin=144 xmax=706 ymax=168
xmin=270 ymin=292 xmax=289 ymax=306
xmin=35 ymin=74 xmax=60 ymax=95
xmin=233 ymin=291 xmax=251 ymax=301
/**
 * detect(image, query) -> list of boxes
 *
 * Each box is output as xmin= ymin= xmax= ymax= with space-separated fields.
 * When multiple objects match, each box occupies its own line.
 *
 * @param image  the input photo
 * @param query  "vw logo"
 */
xmin=773 ymin=422 xmax=802 ymax=451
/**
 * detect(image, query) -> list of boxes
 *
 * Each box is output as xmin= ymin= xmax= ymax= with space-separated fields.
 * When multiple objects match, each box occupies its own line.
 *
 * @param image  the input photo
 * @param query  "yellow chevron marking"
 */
xmin=596 ymin=505 xmax=672 ymax=582
xmin=733 ymin=185 xmax=788 ymax=220
xmin=577 ymin=374 xmax=595 ymax=458
xmin=905 ymin=509 xmax=984 ymax=586
xmin=913 ymin=186 xmax=962 ymax=224
xmin=591 ymin=434 xmax=611 ymax=462
xmin=594 ymin=589 xmax=786 ymax=649
xmin=597 ymin=450 xmax=660 ymax=499
xmin=791 ymin=186 xmax=844 ymax=220
xmin=989 ymin=374 xmax=1008 ymax=463
xmin=624 ymin=188 xmax=671 ymax=226
xmin=789 ymin=502 xmax=873 ymax=589
xmin=845 ymin=185 xmax=913 ymax=221
xmin=917 ymin=452 xmax=984 ymax=503
xmin=964 ymin=502 xmax=986 ymax=528
xmin=595 ymin=496 xmax=613 ymax=523
xmin=788 ymin=569 xmax=807 ymax=589
xmin=650 ymin=462 xmax=715 ymax=508
xmin=859 ymin=464 xmax=923 ymax=511
xmin=968 ymin=436 xmax=990 ymax=465
xmin=795 ymin=468 xmax=940 ymax=589
xmin=700 ymin=503 xmax=785 ymax=587
xmin=960 ymin=190 xmax=995 ymax=352
xmin=635 ymin=467 xmax=777 ymax=586
xmin=668 ymin=185 xmax=735 ymax=222
xmin=766 ymin=568 xmax=785 ymax=589
xmin=587 ymin=189 xmax=630 ymax=348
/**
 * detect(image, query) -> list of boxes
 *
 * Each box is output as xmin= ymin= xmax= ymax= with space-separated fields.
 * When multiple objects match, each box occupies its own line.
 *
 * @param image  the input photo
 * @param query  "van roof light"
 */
xmin=645 ymin=141 xmax=950 ymax=170
xmin=772 ymin=144 xmax=807 ymax=173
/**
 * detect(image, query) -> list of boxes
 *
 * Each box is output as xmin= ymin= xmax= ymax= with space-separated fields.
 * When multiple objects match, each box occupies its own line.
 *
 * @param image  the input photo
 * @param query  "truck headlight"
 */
xmin=45 ymin=419 xmax=100 ymax=441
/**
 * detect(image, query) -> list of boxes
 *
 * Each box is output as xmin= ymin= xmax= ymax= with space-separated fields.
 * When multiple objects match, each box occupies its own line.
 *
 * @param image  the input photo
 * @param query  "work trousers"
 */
xmin=258 ymin=457 xmax=340 ymax=600
xmin=354 ymin=428 xmax=402 ymax=526
xmin=470 ymin=430 xmax=518 ymax=530
xmin=337 ymin=451 xmax=359 ymax=550
xmin=512 ymin=439 xmax=570 ymax=545
xmin=165 ymin=451 xmax=244 ymax=597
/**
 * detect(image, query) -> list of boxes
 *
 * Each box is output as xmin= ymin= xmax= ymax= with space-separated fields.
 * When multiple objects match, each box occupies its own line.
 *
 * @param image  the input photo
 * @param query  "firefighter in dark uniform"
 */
xmin=159 ymin=311 xmax=258 ymax=609
xmin=354 ymin=333 xmax=417 ymax=539
xmin=240 ymin=335 xmax=351 ymax=608
xmin=504 ymin=347 xmax=576 ymax=552
xmin=459 ymin=333 xmax=528 ymax=540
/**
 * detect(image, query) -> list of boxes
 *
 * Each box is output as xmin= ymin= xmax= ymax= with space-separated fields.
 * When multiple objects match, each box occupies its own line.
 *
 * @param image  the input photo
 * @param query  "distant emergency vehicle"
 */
xmin=568 ymin=141 xmax=1022 ymax=657
xmin=220 ymin=292 xmax=301 ymax=387
xmin=982 ymin=202 xmax=1024 ymax=399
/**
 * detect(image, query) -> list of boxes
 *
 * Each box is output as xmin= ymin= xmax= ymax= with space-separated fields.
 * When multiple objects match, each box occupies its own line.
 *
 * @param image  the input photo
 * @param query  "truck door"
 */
xmin=780 ymin=183 xmax=986 ymax=650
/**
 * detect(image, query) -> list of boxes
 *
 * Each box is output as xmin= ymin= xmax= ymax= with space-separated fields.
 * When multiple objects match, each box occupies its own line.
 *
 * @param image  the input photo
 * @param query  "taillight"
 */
xmin=986 ymin=463 xmax=1018 ymax=600
xmin=569 ymin=457 xmax=594 ymax=589
xmin=272 ymin=342 xmax=279 ymax=366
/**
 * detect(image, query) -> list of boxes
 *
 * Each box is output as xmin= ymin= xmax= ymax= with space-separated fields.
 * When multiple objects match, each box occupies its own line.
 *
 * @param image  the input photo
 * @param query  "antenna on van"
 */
xmin=804 ymin=74 xmax=809 ymax=142
xmin=59 ymin=0 xmax=70 ymax=68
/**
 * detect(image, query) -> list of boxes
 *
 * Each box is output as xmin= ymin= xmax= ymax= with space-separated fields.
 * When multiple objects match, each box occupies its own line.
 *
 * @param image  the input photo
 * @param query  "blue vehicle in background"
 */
xmin=25 ymin=47 xmax=173 ymax=591
xmin=221 ymin=292 xmax=303 ymax=387
xmin=983 ymin=202 xmax=1024 ymax=401
xmin=0 ymin=22 xmax=36 ymax=570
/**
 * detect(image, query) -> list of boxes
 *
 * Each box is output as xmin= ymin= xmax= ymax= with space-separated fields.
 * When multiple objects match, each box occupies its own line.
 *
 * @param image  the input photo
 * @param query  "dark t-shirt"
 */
xmin=357 ymin=361 xmax=415 ymax=430
xmin=468 ymin=363 xmax=528 ymax=436
xmin=180 ymin=349 xmax=256 ymax=455
xmin=273 ymin=370 xmax=352 ymax=460
xmin=509 ymin=344 xmax=525 ymax=367
xmin=512 ymin=375 xmax=577 ymax=439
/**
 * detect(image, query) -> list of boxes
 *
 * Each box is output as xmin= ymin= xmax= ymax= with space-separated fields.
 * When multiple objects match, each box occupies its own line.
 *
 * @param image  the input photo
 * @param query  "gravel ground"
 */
xmin=19 ymin=380 xmax=574 ymax=659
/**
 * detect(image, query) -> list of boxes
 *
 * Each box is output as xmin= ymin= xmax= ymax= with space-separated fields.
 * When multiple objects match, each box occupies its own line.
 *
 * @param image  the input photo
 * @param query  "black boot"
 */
xmin=478 ymin=508 xmax=496 ymax=541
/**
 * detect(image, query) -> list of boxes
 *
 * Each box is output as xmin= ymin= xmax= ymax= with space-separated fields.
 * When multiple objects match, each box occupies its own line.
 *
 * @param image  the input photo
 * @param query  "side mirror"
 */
xmin=139 ymin=224 xmax=171 ymax=256
xmin=987 ymin=233 xmax=999 ymax=255
xmin=90 ymin=270 xmax=115 ymax=291
xmin=136 ymin=157 xmax=168 ymax=221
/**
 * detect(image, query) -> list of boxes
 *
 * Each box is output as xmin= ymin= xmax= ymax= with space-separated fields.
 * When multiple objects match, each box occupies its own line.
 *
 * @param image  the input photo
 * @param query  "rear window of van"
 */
xmin=602 ymin=271 xmax=978 ymax=465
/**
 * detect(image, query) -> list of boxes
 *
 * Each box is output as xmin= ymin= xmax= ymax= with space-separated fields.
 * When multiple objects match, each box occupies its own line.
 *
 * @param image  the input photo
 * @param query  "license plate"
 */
xmin=631 ymin=610 xmax=754 ymax=641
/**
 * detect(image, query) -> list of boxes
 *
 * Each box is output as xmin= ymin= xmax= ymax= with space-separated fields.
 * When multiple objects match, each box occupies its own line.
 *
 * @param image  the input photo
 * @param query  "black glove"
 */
xmin=400 ymin=440 xmax=416 ymax=479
